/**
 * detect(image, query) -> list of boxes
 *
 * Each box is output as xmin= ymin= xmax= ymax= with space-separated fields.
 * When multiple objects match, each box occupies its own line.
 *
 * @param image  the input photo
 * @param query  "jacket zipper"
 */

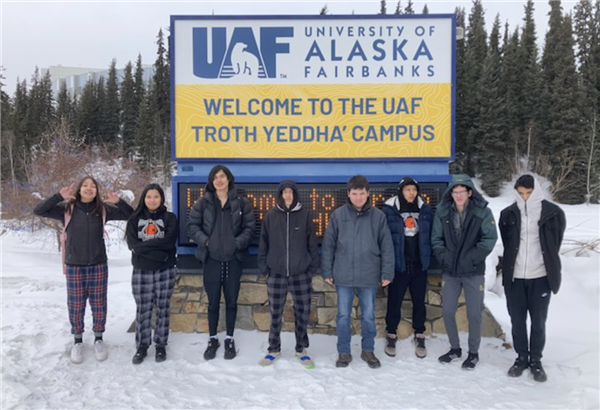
xmin=286 ymin=211 xmax=290 ymax=276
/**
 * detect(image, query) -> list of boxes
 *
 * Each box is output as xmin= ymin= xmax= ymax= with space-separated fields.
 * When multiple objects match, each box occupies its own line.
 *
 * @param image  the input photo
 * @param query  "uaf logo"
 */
xmin=193 ymin=27 xmax=293 ymax=79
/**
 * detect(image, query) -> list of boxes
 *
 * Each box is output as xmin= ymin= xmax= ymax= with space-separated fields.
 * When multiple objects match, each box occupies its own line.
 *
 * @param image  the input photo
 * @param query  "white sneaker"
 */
xmin=70 ymin=343 xmax=84 ymax=364
xmin=94 ymin=340 xmax=108 ymax=361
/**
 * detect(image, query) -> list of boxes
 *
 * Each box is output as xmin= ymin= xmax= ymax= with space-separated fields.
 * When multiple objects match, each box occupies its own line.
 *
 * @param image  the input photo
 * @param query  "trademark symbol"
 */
xmin=279 ymin=74 xmax=287 ymax=79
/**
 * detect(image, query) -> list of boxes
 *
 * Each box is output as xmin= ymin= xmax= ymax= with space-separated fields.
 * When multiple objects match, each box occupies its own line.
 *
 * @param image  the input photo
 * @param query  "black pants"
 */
xmin=385 ymin=262 xmax=427 ymax=335
xmin=204 ymin=256 xmax=242 ymax=337
xmin=505 ymin=277 xmax=551 ymax=362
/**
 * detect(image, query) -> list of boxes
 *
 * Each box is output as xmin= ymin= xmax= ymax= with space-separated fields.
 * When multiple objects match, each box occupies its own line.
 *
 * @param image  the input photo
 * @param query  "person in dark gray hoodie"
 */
xmin=432 ymin=174 xmax=497 ymax=370
xmin=257 ymin=180 xmax=319 ymax=368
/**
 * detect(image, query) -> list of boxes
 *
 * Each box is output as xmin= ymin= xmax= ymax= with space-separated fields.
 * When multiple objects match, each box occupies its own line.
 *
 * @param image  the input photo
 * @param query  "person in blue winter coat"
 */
xmin=382 ymin=177 xmax=433 ymax=359
xmin=257 ymin=180 xmax=319 ymax=368
xmin=33 ymin=176 xmax=133 ymax=364
xmin=126 ymin=183 xmax=178 ymax=365
xmin=499 ymin=174 xmax=566 ymax=382
xmin=321 ymin=175 xmax=395 ymax=369
xmin=187 ymin=165 xmax=255 ymax=361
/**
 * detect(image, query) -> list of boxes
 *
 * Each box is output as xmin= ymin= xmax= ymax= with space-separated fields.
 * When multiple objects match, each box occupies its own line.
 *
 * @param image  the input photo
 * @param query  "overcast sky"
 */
xmin=1 ymin=0 xmax=577 ymax=96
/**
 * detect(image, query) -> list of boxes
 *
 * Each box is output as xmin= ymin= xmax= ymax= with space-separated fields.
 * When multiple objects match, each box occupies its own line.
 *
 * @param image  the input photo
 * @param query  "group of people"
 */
xmin=34 ymin=167 xmax=565 ymax=383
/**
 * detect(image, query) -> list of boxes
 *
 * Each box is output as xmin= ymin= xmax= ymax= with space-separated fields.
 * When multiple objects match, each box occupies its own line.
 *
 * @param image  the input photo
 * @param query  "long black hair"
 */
xmin=68 ymin=176 xmax=104 ymax=216
xmin=206 ymin=165 xmax=235 ymax=192
xmin=129 ymin=183 xmax=166 ymax=222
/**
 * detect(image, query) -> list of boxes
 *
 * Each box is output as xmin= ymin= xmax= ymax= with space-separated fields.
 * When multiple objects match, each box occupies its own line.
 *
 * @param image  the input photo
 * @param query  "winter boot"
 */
xmin=438 ymin=348 xmax=462 ymax=364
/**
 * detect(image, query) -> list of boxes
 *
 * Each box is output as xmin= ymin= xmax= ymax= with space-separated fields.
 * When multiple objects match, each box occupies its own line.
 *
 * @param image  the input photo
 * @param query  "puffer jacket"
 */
xmin=382 ymin=195 xmax=433 ymax=272
xmin=321 ymin=198 xmax=394 ymax=287
xmin=187 ymin=183 xmax=255 ymax=263
xmin=499 ymin=180 xmax=566 ymax=294
xmin=34 ymin=193 xmax=133 ymax=266
xmin=126 ymin=206 xmax=178 ymax=271
xmin=431 ymin=175 xmax=498 ymax=277
xmin=258 ymin=180 xmax=319 ymax=276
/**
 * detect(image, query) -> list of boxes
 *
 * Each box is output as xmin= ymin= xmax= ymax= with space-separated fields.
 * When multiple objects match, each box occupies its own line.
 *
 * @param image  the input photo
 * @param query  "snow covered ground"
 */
xmin=1 ymin=181 xmax=599 ymax=409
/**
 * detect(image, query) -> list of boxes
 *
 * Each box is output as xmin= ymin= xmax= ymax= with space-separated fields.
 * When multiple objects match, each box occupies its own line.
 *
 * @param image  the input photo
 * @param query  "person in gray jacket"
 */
xmin=432 ymin=174 xmax=498 ymax=370
xmin=321 ymin=175 xmax=394 ymax=369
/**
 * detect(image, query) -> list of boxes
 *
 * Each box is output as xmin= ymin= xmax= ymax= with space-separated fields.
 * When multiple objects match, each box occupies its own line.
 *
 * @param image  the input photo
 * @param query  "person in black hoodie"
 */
xmin=126 ymin=183 xmax=178 ymax=364
xmin=33 ymin=176 xmax=133 ymax=364
xmin=257 ymin=180 xmax=319 ymax=368
xmin=187 ymin=165 xmax=255 ymax=360
xmin=382 ymin=177 xmax=433 ymax=359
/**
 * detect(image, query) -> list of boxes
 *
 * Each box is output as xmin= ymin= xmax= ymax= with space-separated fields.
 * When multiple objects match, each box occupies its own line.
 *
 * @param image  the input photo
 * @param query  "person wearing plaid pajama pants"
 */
xmin=258 ymin=180 xmax=319 ymax=367
xmin=126 ymin=184 xmax=179 ymax=364
xmin=34 ymin=176 xmax=133 ymax=364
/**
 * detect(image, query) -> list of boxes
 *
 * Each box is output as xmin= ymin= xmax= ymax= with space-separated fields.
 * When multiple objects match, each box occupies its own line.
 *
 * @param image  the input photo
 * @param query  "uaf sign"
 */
xmin=171 ymin=15 xmax=456 ymax=160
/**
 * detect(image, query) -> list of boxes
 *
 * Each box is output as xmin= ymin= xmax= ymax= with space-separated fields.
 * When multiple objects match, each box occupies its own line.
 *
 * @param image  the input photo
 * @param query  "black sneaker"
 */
xmin=224 ymin=339 xmax=236 ymax=360
xmin=335 ymin=353 xmax=353 ymax=368
xmin=204 ymin=338 xmax=220 ymax=361
xmin=384 ymin=335 xmax=397 ymax=357
xmin=155 ymin=346 xmax=166 ymax=363
xmin=530 ymin=361 xmax=547 ymax=382
xmin=507 ymin=357 xmax=529 ymax=377
xmin=438 ymin=348 xmax=462 ymax=363
xmin=461 ymin=353 xmax=479 ymax=370
xmin=360 ymin=351 xmax=382 ymax=369
xmin=132 ymin=346 xmax=148 ymax=365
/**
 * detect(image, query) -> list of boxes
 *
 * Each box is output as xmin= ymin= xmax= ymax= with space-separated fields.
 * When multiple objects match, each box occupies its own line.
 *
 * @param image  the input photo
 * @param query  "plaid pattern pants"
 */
xmin=267 ymin=271 xmax=312 ymax=353
xmin=132 ymin=267 xmax=177 ymax=348
xmin=66 ymin=263 xmax=108 ymax=335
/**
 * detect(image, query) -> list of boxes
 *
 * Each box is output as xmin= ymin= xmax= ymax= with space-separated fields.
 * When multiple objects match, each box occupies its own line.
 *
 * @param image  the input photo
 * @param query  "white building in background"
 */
xmin=41 ymin=64 xmax=155 ymax=100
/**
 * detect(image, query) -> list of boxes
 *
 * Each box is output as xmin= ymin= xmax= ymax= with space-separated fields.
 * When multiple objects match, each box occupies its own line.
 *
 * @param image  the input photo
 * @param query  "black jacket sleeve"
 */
xmin=33 ymin=193 xmax=66 ymax=222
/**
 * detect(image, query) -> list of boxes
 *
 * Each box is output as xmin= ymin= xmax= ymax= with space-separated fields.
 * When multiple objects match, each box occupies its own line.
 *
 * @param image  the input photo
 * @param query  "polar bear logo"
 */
xmin=230 ymin=42 xmax=260 ymax=77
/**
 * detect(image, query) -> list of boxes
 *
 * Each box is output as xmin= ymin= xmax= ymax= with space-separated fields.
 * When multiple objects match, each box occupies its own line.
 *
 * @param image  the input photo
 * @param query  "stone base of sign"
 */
xmin=129 ymin=274 xmax=505 ymax=341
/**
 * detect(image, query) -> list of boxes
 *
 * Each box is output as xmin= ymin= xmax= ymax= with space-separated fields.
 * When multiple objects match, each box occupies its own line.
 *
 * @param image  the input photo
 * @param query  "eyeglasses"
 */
xmin=451 ymin=190 xmax=469 ymax=196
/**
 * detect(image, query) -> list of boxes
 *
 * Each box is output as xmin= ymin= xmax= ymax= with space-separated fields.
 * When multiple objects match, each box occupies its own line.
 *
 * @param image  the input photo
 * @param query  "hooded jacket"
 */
xmin=126 ymin=205 xmax=178 ymax=271
xmin=321 ymin=196 xmax=395 ymax=287
xmin=499 ymin=177 xmax=566 ymax=293
xmin=431 ymin=175 xmax=498 ymax=277
xmin=383 ymin=193 xmax=433 ymax=273
xmin=187 ymin=182 xmax=255 ymax=263
xmin=34 ymin=193 xmax=133 ymax=266
xmin=257 ymin=180 xmax=319 ymax=276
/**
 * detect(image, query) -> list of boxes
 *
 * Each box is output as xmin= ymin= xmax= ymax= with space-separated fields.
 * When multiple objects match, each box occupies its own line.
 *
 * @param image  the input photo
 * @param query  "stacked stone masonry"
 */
xmin=169 ymin=274 xmax=505 ymax=340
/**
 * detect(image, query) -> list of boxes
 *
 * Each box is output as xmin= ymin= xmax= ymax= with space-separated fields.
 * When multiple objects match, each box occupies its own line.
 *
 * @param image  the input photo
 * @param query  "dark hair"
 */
xmin=514 ymin=174 xmax=535 ymax=190
xmin=347 ymin=175 xmax=369 ymax=191
xmin=71 ymin=176 xmax=104 ymax=216
xmin=207 ymin=165 xmax=234 ymax=192
xmin=129 ymin=183 xmax=166 ymax=221
xmin=451 ymin=184 xmax=472 ymax=192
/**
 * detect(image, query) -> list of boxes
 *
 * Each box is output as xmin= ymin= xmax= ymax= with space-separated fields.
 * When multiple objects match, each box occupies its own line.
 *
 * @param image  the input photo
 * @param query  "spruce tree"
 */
xmin=96 ymin=76 xmax=108 ymax=144
xmin=574 ymin=0 xmax=600 ymax=202
xmin=25 ymin=68 xmax=55 ymax=150
xmin=455 ymin=0 xmax=487 ymax=176
xmin=77 ymin=79 xmax=99 ymax=145
xmin=104 ymin=59 xmax=121 ymax=147
xmin=404 ymin=0 xmax=414 ymax=14
xmin=541 ymin=4 xmax=585 ymax=203
xmin=120 ymin=61 xmax=138 ymax=158
xmin=56 ymin=80 xmax=76 ymax=131
xmin=380 ymin=0 xmax=387 ymax=14
xmin=476 ymin=15 xmax=510 ymax=196
xmin=451 ymin=7 xmax=467 ymax=175
xmin=422 ymin=4 xmax=429 ymax=14
xmin=394 ymin=0 xmax=402 ymax=15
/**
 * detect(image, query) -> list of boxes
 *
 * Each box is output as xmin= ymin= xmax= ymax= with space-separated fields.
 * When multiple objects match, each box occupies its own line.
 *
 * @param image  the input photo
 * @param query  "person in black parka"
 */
xmin=187 ymin=165 xmax=255 ymax=361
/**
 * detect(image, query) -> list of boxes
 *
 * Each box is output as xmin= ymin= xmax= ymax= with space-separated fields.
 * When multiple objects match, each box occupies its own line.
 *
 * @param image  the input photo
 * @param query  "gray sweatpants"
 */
xmin=442 ymin=274 xmax=485 ymax=354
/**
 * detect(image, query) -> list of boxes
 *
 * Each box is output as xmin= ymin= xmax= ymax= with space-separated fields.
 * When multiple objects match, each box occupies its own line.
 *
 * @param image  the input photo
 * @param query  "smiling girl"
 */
xmin=34 ymin=176 xmax=133 ymax=364
xmin=126 ymin=183 xmax=178 ymax=364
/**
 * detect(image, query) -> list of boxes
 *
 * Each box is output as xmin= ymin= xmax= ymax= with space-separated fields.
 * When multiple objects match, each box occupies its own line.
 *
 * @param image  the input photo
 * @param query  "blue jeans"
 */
xmin=336 ymin=285 xmax=378 ymax=354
